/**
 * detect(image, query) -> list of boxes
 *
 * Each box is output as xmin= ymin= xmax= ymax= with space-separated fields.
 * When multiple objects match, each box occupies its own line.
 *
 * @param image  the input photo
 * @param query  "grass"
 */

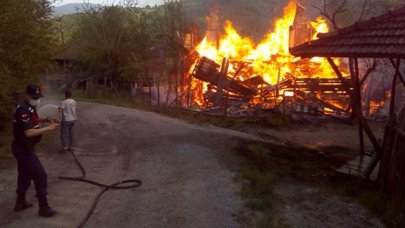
xmin=234 ymin=140 xmax=400 ymax=227
xmin=327 ymin=175 xmax=400 ymax=227
xmin=235 ymin=142 xmax=294 ymax=227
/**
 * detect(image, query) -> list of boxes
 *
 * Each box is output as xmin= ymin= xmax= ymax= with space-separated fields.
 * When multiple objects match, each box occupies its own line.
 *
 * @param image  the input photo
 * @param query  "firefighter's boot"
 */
xmin=14 ymin=193 xmax=33 ymax=212
xmin=38 ymin=195 xmax=57 ymax=217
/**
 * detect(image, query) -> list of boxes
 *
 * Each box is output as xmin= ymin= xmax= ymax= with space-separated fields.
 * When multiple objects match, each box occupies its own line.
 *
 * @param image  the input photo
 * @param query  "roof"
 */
xmin=290 ymin=5 xmax=405 ymax=59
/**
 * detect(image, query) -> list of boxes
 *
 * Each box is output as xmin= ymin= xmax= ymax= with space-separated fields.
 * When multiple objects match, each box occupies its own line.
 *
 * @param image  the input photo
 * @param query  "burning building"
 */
xmin=187 ymin=0 xmax=352 ymax=116
xmin=289 ymin=0 xmax=313 ymax=47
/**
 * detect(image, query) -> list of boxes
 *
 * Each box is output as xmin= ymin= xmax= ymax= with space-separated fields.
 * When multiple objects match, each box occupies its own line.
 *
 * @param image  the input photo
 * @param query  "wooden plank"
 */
xmin=326 ymin=57 xmax=353 ymax=94
xmin=389 ymin=58 xmax=400 ymax=122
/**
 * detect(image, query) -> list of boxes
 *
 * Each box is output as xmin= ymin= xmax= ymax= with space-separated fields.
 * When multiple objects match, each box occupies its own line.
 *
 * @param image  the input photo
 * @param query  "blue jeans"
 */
xmin=61 ymin=121 xmax=75 ymax=149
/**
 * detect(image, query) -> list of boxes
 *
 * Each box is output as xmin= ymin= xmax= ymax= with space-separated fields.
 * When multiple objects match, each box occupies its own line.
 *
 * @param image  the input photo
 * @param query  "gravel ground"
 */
xmin=0 ymin=101 xmax=246 ymax=228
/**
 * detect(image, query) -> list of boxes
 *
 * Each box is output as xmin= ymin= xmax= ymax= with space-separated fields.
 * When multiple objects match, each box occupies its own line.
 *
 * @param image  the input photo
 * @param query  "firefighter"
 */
xmin=12 ymin=84 xmax=59 ymax=217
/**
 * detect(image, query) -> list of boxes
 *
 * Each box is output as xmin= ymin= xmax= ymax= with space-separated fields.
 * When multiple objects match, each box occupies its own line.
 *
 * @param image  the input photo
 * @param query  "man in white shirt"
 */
xmin=58 ymin=90 xmax=77 ymax=152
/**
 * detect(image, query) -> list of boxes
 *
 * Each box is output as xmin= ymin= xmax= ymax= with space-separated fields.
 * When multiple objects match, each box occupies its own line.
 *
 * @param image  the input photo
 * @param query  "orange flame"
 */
xmin=191 ymin=1 xmax=347 ymax=106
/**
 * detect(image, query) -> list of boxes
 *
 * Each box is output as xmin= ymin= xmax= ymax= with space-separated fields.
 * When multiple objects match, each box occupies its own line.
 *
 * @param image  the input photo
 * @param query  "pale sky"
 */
xmin=53 ymin=0 xmax=164 ymax=7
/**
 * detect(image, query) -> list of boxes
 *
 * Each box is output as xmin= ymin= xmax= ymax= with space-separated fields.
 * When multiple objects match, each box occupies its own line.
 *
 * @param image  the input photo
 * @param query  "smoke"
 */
xmin=38 ymin=104 xmax=61 ymax=120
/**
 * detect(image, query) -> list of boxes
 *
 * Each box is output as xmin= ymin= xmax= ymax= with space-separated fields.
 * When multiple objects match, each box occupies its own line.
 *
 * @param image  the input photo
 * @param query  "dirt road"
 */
xmin=0 ymin=102 xmax=247 ymax=228
xmin=0 ymin=101 xmax=386 ymax=228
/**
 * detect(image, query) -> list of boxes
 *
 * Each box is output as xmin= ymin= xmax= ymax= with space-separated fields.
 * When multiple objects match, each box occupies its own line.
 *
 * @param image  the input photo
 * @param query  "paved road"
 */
xmin=0 ymin=102 xmax=247 ymax=228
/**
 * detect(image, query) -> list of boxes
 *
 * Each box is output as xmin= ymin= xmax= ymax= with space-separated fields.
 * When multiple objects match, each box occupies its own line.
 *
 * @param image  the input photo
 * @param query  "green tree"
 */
xmin=163 ymin=0 xmax=187 ymax=105
xmin=0 ymin=0 xmax=57 ymax=129
xmin=72 ymin=5 xmax=153 ymax=92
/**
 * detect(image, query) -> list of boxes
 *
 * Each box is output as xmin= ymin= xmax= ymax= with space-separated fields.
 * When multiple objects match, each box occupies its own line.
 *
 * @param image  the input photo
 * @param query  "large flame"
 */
xmin=191 ymin=1 xmax=347 ymax=106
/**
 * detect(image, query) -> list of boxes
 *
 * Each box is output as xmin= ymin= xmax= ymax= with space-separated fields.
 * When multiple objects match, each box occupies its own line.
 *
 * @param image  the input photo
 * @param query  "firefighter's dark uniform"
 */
xmin=12 ymin=97 xmax=56 ymax=217
xmin=12 ymin=101 xmax=47 ymax=197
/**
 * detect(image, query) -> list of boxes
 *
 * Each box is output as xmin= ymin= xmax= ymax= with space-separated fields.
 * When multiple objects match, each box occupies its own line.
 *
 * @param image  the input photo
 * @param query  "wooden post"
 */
xmin=349 ymin=58 xmax=360 ymax=119
xmin=364 ymin=59 xmax=401 ymax=178
xmin=187 ymin=73 xmax=192 ymax=108
xmin=223 ymin=60 xmax=230 ymax=117
xmin=378 ymin=59 xmax=400 ymax=183
xmin=275 ymin=66 xmax=281 ymax=107
xmin=214 ymin=57 xmax=227 ymax=107
xmin=175 ymin=67 xmax=179 ymax=106
xmin=389 ymin=58 xmax=400 ymax=122
xmin=156 ymin=84 xmax=160 ymax=106
xmin=389 ymin=59 xmax=405 ymax=87
xmin=166 ymin=72 xmax=171 ymax=106
xmin=355 ymin=58 xmax=365 ymax=161
xmin=398 ymin=72 xmax=405 ymax=88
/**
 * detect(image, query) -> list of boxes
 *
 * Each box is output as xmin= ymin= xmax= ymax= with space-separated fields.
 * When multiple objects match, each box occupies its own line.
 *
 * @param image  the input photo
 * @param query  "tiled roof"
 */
xmin=290 ymin=5 xmax=405 ymax=59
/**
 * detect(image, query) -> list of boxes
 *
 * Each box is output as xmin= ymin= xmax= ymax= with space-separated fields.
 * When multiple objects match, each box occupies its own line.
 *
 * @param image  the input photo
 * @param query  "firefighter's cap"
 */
xmin=26 ymin=84 xmax=43 ymax=99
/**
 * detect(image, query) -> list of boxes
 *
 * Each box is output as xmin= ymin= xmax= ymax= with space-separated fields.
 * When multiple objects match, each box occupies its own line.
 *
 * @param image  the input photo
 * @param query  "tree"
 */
xmin=0 ymin=0 xmax=57 ymax=129
xmin=312 ymin=0 xmax=404 ymax=30
xmin=72 ymin=4 xmax=147 ymax=92
xmin=163 ymin=0 xmax=187 ymax=105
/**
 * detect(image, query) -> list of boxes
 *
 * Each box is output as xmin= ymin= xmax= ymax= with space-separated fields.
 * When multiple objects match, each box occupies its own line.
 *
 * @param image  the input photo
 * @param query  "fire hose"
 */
xmin=58 ymin=147 xmax=142 ymax=228
xmin=39 ymin=105 xmax=142 ymax=227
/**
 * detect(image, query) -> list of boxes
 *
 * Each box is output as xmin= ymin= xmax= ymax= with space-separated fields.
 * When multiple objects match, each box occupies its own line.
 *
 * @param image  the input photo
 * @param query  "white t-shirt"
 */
xmin=61 ymin=98 xmax=77 ymax=121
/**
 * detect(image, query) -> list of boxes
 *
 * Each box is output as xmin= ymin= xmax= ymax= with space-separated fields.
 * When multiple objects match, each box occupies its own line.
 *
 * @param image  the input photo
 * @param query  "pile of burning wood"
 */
xmin=190 ymin=55 xmax=353 ymax=117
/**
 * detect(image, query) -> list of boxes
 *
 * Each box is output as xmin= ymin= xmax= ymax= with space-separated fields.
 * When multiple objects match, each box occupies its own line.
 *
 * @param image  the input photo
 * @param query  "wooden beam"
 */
xmin=214 ymin=57 xmax=228 ymax=106
xmin=390 ymin=59 xmax=405 ymax=88
xmin=360 ymin=115 xmax=382 ymax=152
xmin=364 ymin=58 xmax=400 ymax=178
xmin=399 ymin=72 xmax=405 ymax=88
xmin=233 ymin=62 xmax=246 ymax=79
xmin=389 ymin=58 xmax=400 ymax=123
xmin=361 ymin=111 xmax=383 ymax=178
xmin=223 ymin=59 xmax=230 ymax=117
xmin=349 ymin=58 xmax=359 ymax=119
xmin=327 ymin=57 xmax=352 ymax=93
xmin=355 ymin=58 xmax=365 ymax=157
xmin=360 ymin=59 xmax=377 ymax=87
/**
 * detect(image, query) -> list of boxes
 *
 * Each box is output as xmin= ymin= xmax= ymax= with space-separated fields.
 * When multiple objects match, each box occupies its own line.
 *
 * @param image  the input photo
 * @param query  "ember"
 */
xmin=188 ymin=0 xmax=352 ymax=116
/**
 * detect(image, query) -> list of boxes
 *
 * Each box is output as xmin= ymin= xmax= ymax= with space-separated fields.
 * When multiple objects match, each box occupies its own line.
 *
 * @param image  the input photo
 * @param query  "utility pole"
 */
xmin=59 ymin=17 xmax=65 ymax=46
xmin=59 ymin=16 xmax=70 ymax=90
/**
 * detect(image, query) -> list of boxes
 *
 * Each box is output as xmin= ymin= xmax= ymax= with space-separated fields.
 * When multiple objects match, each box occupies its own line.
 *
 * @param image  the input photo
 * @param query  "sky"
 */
xmin=53 ymin=0 xmax=164 ymax=7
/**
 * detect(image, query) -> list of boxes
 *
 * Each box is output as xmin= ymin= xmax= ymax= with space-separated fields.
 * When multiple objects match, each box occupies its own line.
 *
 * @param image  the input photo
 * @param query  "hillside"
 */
xmin=182 ymin=0 xmax=290 ymax=41
xmin=53 ymin=0 xmax=291 ymax=41
xmin=52 ymin=0 xmax=403 ymax=40
xmin=52 ymin=0 xmax=164 ymax=16
xmin=52 ymin=3 xmax=101 ymax=17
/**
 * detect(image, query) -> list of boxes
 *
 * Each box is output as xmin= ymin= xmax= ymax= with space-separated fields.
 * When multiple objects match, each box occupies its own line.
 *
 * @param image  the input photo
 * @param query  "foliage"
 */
xmin=70 ymin=2 xmax=187 ymax=88
xmin=0 ymin=0 xmax=57 ymax=129
xmin=0 ymin=127 xmax=14 ymax=169
xmin=57 ymin=0 xmax=293 ymax=48
xmin=71 ymin=6 xmax=140 ymax=86
xmin=52 ymin=13 xmax=82 ymax=45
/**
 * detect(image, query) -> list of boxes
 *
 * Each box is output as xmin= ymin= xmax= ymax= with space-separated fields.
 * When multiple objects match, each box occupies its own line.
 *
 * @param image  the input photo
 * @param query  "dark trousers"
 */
xmin=12 ymin=145 xmax=47 ymax=197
